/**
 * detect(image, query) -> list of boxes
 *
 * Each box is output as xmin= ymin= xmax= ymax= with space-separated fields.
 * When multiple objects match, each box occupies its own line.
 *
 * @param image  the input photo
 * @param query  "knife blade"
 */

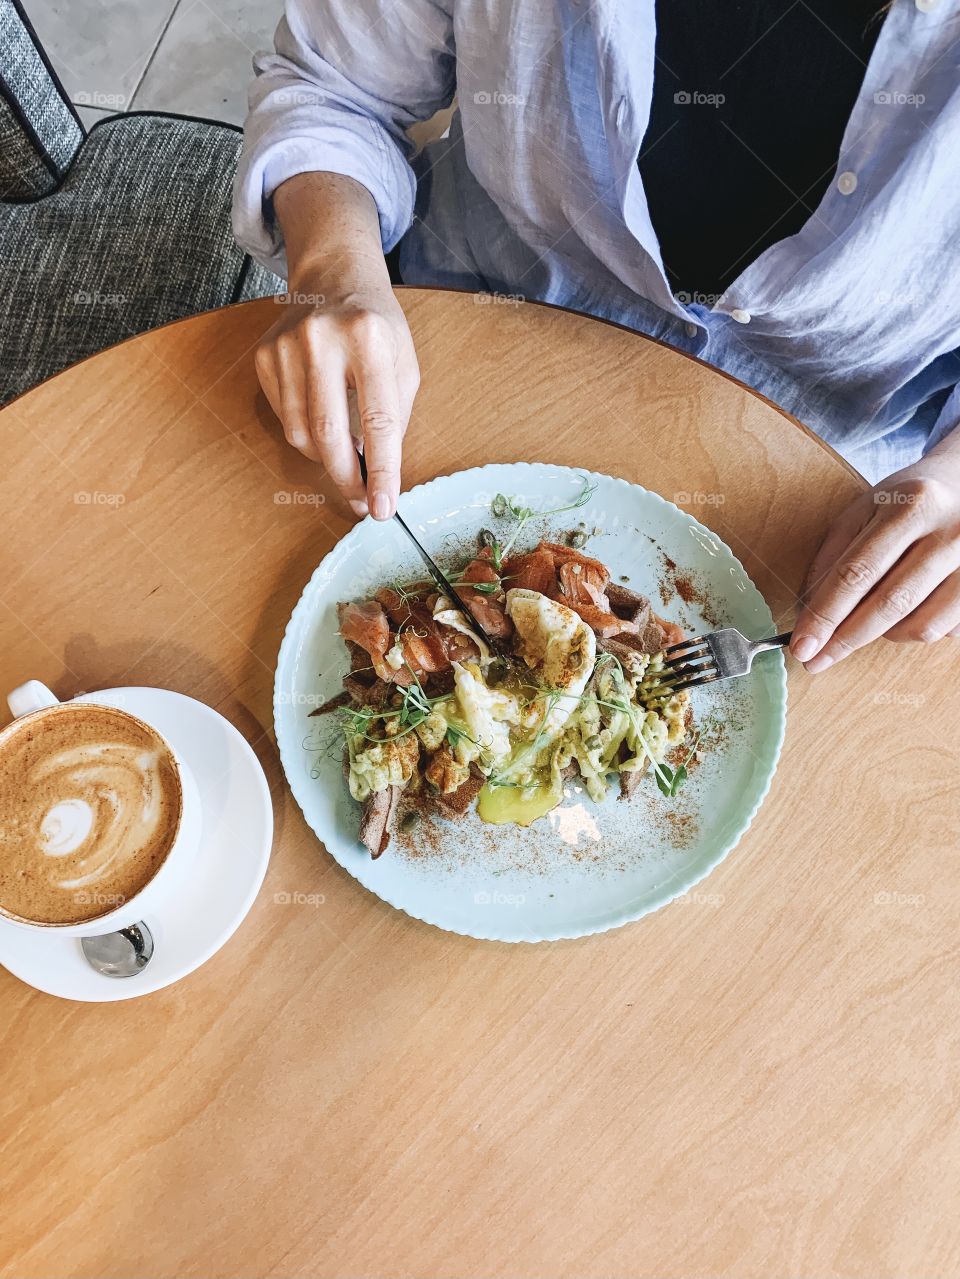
xmin=356 ymin=451 xmax=504 ymax=655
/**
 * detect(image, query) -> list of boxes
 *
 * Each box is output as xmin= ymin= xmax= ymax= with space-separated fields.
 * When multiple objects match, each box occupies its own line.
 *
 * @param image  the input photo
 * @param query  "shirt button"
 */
xmin=915 ymin=0 xmax=939 ymax=10
xmin=837 ymin=171 xmax=858 ymax=195
xmin=685 ymin=322 xmax=699 ymax=338
xmin=730 ymin=308 xmax=751 ymax=325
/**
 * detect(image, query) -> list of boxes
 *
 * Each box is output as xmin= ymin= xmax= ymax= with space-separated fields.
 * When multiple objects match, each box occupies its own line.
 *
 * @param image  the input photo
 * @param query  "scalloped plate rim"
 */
xmin=274 ymin=463 xmax=787 ymax=942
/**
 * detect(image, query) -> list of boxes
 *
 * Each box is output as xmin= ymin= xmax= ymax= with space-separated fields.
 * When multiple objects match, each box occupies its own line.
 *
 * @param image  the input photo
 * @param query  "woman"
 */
xmin=234 ymin=0 xmax=960 ymax=672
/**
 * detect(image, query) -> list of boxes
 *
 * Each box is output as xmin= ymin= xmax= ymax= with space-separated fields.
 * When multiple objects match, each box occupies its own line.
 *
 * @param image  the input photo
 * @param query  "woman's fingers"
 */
xmin=253 ymin=343 xmax=284 ymax=432
xmin=884 ymin=565 xmax=960 ymax=643
xmin=800 ymin=497 xmax=870 ymax=602
xmin=299 ymin=324 xmax=367 ymax=513
xmin=804 ymin=536 xmax=960 ymax=668
xmin=792 ymin=498 xmax=926 ymax=663
xmin=792 ymin=497 xmax=871 ymax=662
xmin=350 ymin=319 xmax=406 ymax=520
xmin=272 ymin=337 xmax=322 ymax=463
xmin=253 ymin=289 xmax=419 ymax=519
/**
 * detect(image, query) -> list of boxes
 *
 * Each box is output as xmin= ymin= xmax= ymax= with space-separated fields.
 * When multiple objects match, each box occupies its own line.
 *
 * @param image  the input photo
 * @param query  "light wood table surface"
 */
xmin=1 ymin=290 xmax=957 ymax=1279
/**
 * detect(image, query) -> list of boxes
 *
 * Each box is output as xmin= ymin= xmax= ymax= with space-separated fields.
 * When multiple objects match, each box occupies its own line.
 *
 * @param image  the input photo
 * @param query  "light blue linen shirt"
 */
xmin=233 ymin=0 xmax=960 ymax=483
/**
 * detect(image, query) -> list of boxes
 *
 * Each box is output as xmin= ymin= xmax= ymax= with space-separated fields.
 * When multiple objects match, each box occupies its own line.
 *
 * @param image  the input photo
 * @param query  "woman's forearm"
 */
xmin=273 ymin=171 xmax=391 ymax=293
xmin=254 ymin=171 xmax=419 ymax=521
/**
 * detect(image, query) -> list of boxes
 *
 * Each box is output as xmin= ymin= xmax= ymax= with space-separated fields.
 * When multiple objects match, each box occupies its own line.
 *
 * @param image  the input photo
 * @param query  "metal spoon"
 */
xmin=81 ymin=922 xmax=154 ymax=977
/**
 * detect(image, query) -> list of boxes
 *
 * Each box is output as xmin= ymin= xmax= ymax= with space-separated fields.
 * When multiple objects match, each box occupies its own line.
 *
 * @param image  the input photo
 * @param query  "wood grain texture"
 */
xmin=0 ymin=290 xmax=957 ymax=1279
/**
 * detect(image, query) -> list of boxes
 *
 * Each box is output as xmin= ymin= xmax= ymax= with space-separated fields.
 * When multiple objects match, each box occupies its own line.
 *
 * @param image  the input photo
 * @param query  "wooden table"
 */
xmin=1 ymin=290 xmax=957 ymax=1279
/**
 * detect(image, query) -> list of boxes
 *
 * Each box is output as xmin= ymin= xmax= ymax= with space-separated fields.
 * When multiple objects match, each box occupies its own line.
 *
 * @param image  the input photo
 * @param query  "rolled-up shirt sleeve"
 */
xmin=233 ymin=0 xmax=455 ymax=276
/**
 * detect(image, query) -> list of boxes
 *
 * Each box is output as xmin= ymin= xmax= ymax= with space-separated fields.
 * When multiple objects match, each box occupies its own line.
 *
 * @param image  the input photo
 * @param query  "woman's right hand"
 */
xmin=255 ymin=268 xmax=419 ymax=519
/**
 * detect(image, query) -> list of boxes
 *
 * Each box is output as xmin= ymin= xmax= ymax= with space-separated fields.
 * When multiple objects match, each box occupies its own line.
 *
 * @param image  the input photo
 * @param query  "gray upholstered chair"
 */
xmin=0 ymin=0 xmax=282 ymax=406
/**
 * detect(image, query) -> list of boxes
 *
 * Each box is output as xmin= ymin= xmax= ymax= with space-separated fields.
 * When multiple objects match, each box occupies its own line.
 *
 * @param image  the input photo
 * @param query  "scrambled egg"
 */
xmin=557 ymin=659 xmax=687 ymax=802
xmin=346 ymin=725 xmax=420 ymax=802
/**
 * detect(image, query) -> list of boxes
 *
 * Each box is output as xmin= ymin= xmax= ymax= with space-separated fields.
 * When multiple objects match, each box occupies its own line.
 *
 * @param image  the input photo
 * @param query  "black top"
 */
xmin=640 ymin=0 xmax=886 ymax=302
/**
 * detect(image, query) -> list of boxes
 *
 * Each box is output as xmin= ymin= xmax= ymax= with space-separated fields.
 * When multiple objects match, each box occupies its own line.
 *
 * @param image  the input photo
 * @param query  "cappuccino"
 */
xmin=0 ymin=703 xmax=182 ymax=925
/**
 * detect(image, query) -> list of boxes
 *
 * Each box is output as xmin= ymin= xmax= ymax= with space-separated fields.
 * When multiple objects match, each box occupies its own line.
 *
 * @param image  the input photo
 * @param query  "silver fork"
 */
xmin=640 ymin=629 xmax=793 ymax=698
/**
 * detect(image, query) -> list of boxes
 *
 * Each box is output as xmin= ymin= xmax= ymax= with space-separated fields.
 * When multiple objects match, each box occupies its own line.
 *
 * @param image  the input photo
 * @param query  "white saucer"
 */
xmin=0 ymin=687 xmax=273 ymax=1002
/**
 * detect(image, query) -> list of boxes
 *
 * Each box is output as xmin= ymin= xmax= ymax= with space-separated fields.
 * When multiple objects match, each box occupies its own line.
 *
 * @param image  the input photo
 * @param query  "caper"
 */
xmin=568 ymin=529 xmax=588 ymax=549
xmin=491 ymin=494 xmax=508 ymax=518
xmin=399 ymin=810 xmax=421 ymax=834
xmin=478 ymin=528 xmax=496 ymax=548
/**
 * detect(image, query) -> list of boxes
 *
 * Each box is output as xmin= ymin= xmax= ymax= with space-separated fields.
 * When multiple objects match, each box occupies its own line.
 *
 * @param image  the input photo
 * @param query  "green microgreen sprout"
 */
xmin=490 ymin=474 xmax=597 ymax=561
xmin=340 ymin=666 xmax=448 ymax=745
xmin=445 ymin=723 xmax=477 ymax=752
xmin=445 ymin=571 xmax=517 ymax=596
xmin=655 ymin=730 xmax=703 ymax=798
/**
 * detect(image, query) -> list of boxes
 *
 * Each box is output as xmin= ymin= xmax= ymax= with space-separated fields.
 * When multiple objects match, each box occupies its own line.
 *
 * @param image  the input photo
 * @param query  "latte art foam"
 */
xmin=0 ymin=705 xmax=181 ymax=925
xmin=40 ymin=797 xmax=95 ymax=856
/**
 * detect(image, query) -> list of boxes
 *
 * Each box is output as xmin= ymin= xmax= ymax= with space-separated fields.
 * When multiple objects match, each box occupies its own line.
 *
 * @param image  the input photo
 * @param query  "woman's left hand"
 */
xmin=791 ymin=448 xmax=960 ymax=672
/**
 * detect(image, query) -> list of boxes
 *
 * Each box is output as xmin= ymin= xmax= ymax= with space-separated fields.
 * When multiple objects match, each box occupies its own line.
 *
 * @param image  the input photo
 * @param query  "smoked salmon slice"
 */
xmin=557 ymin=559 xmax=610 ymax=610
xmin=457 ymin=548 xmax=513 ymax=638
xmin=502 ymin=546 xmax=556 ymax=596
xmin=337 ymin=601 xmax=392 ymax=681
xmin=373 ymin=588 xmax=481 ymax=676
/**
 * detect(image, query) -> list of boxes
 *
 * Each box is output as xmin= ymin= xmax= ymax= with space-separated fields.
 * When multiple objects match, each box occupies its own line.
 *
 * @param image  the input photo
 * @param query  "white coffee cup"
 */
xmin=0 ymin=680 xmax=202 ymax=937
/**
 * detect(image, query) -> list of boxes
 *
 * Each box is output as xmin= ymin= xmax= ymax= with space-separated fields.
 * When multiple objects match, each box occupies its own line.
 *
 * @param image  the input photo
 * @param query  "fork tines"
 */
xmin=639 ymin=635 xmax=721 ymax=699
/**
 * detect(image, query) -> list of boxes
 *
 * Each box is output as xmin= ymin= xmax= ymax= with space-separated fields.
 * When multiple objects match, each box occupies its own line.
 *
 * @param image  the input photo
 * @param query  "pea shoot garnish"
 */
xmin=655 ymin=731 xmax=702 ymax=798
xmin=489 ymin=474 xmax=597 ymax=561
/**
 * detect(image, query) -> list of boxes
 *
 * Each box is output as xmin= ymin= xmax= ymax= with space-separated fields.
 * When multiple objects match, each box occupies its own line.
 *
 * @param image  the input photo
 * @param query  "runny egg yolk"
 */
xmin=477 ymin=773 xmax=564 ymax=827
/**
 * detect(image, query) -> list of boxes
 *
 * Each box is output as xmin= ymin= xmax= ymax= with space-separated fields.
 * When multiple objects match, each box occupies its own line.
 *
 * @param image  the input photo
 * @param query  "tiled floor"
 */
xmin=26 ymin=0 xmax=283 ymax=128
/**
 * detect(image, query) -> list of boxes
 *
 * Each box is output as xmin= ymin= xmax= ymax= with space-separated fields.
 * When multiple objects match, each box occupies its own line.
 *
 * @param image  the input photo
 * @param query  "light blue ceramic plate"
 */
xmin=274 ymin=465 xmax=786 ymax=941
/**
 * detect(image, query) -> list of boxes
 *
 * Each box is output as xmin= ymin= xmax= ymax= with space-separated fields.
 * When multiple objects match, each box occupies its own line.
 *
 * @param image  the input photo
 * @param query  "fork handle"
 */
xmin=752 ymin=631 xmax=793 ymax=656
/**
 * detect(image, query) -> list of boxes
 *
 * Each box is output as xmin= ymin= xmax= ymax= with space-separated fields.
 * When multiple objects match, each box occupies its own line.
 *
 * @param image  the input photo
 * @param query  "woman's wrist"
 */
xmin=275 ymin=171 xmax=389 ymax=298
xmin=911 ymin=429 xmax=960 ymax=480
xmin=287 ymin=248 xmax=391 ymax=300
